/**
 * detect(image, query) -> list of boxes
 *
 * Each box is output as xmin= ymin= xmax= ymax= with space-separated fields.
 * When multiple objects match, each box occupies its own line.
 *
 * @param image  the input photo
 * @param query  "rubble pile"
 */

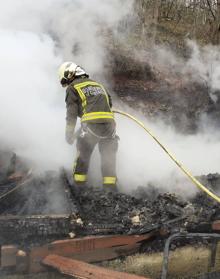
xmin=77 ymin=185 xmax=220 ymax=235
xmin=0 ymin=151 xmax=220 ymax=246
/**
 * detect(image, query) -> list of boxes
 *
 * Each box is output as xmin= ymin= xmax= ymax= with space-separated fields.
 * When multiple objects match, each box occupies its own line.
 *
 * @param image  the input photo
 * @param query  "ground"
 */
xmin=109 ymin=47 xmax=217 ymax=133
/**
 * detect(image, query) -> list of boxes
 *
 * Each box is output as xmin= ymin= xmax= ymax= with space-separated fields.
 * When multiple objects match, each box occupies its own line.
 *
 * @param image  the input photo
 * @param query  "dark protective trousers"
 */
xmin=73 ymin=122 xmax=118 ymax=187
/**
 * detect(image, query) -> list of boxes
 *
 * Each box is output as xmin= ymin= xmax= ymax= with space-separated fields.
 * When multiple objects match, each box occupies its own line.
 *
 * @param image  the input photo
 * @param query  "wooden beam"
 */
xmin=43 ymin=254 xmax=150 ymax=279
xmin=29 ymin=233 xmax=155 ymax=272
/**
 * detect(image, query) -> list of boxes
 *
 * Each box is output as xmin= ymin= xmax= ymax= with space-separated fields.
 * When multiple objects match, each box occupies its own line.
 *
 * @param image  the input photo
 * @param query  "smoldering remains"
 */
xmin=1 ymin=151 xmax=220 ymax=248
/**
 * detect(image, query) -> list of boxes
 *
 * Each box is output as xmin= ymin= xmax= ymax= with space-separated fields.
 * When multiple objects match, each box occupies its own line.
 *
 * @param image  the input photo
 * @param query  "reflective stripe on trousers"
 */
xmin=103 ymin=176 xmax=117 ymax=185
xmin=74 ymin=173 xmax=87 ymax=182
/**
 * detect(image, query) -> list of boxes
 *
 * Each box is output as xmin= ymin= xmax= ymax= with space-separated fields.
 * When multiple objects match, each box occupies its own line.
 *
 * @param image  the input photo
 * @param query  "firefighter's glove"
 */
xmin=65 ymin=125 xmax=75 ymax=145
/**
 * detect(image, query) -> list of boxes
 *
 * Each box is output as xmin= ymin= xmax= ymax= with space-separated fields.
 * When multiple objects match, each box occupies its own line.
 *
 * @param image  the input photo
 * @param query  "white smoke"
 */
xmin=0 ymin=0 xmax=220 ymax=198
xmin=185 ymin=41 xmax=220 ymax=99
xmin=115 ymin=106 xmax=220 ymax=197
xmin=0 ymin=30 xmax=67 ymax=170
xmin=0 ymin=0 xmax=132 ymax=75
xmin=0 ymin=0 xmax=133 ymax=171
xmin=115 ymin=40 xmax=220 ymax=195
xmin=145 ymin=41 xmax=220 ymax=97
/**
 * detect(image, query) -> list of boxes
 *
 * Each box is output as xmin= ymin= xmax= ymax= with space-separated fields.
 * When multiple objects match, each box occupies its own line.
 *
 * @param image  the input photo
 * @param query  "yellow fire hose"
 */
xmin=113 ymin=109 xmax=220 ymax=204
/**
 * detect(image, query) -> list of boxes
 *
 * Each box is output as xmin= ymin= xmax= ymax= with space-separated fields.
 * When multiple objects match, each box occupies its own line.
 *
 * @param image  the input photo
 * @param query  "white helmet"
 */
xmin=58 ymin=61 xmax=88 ymax=87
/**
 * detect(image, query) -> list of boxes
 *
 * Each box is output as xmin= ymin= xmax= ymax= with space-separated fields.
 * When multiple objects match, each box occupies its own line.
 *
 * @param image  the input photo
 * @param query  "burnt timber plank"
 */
xmin=43 ymin=254 xmax=149 ymax=279
xmin=0 ymin=233 xmax=155 ymax=273
xmin=29 ymin=233 xmax=155 ymax=272
xmin=0 ymin=214 xmax=75 ymax=243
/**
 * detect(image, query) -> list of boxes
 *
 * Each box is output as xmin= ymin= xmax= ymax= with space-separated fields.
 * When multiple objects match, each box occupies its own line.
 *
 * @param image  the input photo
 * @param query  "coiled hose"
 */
xmin=113 ymin=109 xmax=220 ymax=204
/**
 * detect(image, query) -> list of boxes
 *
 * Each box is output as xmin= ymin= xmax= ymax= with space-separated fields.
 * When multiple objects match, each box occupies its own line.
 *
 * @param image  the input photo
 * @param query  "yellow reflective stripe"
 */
xmin=81 ymin=112 xmax=114 ymax=122
xmin=82 ymin=116 xmax=114 ymax=122
xmin=74 ymin=84 xmax=87 ymax=113
xmin=84 ymin=112 xmax=114 ymax=116
xmin=74 ymin=174 xmax=87 ymax=182
xmin=103 ymin=176 xmax=117 ymax=185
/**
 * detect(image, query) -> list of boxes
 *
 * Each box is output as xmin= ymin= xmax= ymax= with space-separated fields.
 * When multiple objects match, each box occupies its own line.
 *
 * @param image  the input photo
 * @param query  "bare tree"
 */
xmin=215 ymin=0 xmax=220 ymax=43
xmin=135 ymin=0 xmax=160 ymax=46
xmin=134 ymin=0 xmax=220 ymax=46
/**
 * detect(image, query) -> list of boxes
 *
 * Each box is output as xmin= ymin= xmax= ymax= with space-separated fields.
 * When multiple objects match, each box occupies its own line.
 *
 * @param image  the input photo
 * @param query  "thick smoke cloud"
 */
xmin=121 ymin=40 xmax=220 ymax=195
xmin=115 ymin=106 xmax=220 ymax=196
xmin=116 ymin=40 xmax=220 ymax=194
xmin=0 ymin=30 xmax=66 ymax=170
xmin=0 ymin=0 xmax=220 ymax=197
xmin=0 ymin=0 xmax=133 ymax=171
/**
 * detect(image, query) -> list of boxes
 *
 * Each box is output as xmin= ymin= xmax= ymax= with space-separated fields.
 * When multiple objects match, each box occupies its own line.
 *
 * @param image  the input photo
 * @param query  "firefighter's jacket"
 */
xmin=65 ymin=77 xmax=115 ymax=134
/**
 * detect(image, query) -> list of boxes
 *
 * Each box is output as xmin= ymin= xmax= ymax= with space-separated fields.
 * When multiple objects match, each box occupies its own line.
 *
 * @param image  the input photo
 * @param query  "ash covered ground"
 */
xmin=1 ymin=151 xmax=220 ymax=245
xmin=1 ymin=152 xmax=220 ymax=279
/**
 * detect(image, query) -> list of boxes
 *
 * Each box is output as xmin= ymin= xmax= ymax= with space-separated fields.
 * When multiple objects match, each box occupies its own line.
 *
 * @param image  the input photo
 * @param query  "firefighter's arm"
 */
xmin=65 ymin=87 xmax=78 ymax=145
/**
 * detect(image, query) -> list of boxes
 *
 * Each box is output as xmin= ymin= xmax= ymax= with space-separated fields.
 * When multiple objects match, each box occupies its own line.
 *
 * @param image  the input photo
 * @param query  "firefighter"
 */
xmin=58 ymin=62 xmax=118 ymax=190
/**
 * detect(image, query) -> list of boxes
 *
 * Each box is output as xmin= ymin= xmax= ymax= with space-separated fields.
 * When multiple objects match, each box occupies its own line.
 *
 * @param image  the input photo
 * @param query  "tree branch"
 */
xmin=206 ymin=0 xmax=216 ymax=20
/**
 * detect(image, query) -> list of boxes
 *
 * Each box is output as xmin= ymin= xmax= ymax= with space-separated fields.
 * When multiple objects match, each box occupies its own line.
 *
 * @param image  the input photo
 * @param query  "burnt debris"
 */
xmin=0 ymin=151 xmax=220 ymax=246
